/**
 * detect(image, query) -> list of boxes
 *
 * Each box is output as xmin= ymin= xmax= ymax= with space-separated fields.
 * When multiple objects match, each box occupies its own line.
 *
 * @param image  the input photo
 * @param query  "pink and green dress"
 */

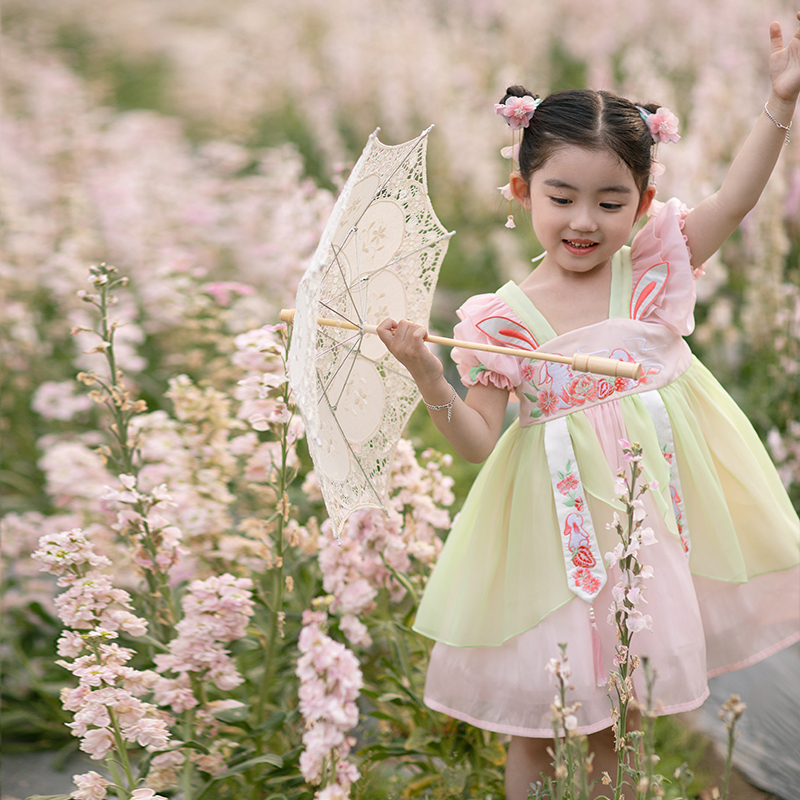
xmin=413 ymin=198 xmax=800 ymax=737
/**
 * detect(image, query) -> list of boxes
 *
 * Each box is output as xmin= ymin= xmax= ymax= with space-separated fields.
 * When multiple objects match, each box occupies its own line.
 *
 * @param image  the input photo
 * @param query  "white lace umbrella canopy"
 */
xmin=287 ymin=127 xmax=454 ymax=538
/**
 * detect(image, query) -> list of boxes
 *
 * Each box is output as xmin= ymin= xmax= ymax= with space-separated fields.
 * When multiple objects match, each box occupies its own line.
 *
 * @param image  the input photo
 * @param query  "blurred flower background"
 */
xmin=2 ymin=0 xmax=799 ymax=798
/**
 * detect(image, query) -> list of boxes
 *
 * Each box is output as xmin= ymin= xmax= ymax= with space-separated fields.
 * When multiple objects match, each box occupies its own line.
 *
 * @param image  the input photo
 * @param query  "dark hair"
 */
xmin=501 ymin=86 xmax=658 ymax=196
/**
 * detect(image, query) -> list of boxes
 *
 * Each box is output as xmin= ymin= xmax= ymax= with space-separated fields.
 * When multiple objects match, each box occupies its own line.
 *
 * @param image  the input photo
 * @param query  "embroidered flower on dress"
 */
xmin=537 ymin=390 xmax=559 ymax=416
xmin=556 ymin=474 xmax=579 ymax=495
xmin=562 ymin=374 xmax=599 ymax=406
xmin=573 ymin=568 xmax=601 ymax=594
xmin=520 ymin=362 xmax=536 ymax=383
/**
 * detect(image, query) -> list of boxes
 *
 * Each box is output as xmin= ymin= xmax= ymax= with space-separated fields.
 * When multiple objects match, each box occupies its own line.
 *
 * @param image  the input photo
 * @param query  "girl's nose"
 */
xmin=569 ymin=206 xmax=598 ymax=232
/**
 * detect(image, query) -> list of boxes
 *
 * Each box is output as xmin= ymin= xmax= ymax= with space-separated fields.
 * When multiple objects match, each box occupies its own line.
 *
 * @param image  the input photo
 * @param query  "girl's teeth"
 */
xmin=567 ymin=240 xmax=594 ymax=248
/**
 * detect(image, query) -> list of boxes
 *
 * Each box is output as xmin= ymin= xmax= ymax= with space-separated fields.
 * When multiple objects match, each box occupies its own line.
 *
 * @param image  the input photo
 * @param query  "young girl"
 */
xmin=377 ymin=11 xmax=800 ymax=799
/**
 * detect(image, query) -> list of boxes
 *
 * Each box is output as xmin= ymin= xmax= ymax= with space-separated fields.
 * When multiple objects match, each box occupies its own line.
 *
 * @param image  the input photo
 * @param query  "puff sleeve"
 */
xmin=451 ymin=293 xmax=534 ymax=391
xmin=629 ymin=197 xmax=702 ymax=337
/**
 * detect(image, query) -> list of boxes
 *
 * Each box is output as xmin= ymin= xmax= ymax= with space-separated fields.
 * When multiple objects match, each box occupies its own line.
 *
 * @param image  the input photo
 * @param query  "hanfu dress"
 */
xmin=413 ymin=198 xmax=800 ymax=737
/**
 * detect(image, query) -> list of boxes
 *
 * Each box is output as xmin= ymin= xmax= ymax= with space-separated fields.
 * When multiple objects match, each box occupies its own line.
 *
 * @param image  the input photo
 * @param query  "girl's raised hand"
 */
xmin=769 ymin=10 xmax=800 ymax=103
xmin=376 ymin=318 xmax=444 ymax=390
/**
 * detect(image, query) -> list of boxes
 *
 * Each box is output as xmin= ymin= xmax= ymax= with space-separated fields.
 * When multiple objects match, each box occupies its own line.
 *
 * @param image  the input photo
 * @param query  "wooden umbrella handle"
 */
xmin=279 ymin=309 xmax=642 ymax=380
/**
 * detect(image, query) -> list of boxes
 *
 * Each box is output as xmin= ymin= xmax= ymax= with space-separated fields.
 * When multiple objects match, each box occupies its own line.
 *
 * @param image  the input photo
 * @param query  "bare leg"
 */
xmin=505 ymin=722 xmax=639 ymax=800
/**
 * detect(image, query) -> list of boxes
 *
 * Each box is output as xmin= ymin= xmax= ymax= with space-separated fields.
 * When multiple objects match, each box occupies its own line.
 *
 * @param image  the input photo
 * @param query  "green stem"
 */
xmin=720 ymin=723 xmax=736 ymax=800
xmin=107 ymin=708 xmax=136 ymax=793
xmin=257 ymin=363 xmax=294 ymax=733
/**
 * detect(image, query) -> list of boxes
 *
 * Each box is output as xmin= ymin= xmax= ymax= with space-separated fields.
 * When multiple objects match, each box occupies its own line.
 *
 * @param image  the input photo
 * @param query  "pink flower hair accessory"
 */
xmin=494 ymin=95 xmax=542 ymax=129
xmin=636 ymin=105 xmax=681 ymax=144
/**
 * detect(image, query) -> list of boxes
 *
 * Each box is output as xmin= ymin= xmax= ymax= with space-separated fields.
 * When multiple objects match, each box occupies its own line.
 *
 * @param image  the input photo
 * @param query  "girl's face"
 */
xmin=510 ymin=144 xmax=653 ymax=277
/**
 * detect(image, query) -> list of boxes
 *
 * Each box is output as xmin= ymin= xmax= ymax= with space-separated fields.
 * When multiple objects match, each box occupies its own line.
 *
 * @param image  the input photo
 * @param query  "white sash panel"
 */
xmin=544 ymin=417 xmax=607 ymax=601
xmin=639 ymin=390 xmax=691 ymax=557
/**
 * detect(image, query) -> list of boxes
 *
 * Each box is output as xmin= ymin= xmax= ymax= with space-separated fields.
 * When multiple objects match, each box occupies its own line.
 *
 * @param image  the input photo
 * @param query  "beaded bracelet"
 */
xmin=422 ymin=384 xmax=457 ymax=422
xmin=765 ymin=102 xmax=792 ymax=146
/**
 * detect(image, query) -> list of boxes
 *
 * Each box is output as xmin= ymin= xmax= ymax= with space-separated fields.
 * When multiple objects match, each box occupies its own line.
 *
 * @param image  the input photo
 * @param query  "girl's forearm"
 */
xmin=683 ymin=90 xmax=797 ymax=266
xmin=417 ymin=376 xmax=508 ymax=463
xmin=716 ymin=91 xmax=795 ymax=217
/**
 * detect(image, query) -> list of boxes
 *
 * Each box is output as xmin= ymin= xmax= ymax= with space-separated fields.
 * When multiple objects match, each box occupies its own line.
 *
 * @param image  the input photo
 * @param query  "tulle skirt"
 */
xmin=415 ymin=359 xmax=800 ymax=736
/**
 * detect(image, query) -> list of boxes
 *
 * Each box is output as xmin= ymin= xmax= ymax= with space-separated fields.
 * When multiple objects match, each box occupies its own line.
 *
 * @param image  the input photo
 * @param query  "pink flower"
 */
xmin=494 ymin=95 xmax=541 ymax=129
xmin=339 ymin=614 xmax=372 ymax=648
xmin=72 ymin=771 xmax=110 ymax=800
xmin=79 ymin=727 xmax=115 ymax=760
xmin=645 ymin=107 xmax=681 ymax=144
xmin=573 ymin=568 xmax=601 ymax=594
xmin=638 ymin=526 xmax=658 ymax=546
xmin=125 ymin=717 xmax=171 ymax=750
xmin=201 ymin=281 xmax=255 ymax=307
xmin=556 ymin=474 xmax=578 ymax=495
xmin=562 ymin=374 xmax=598 ymax=406
xmin=625 ymin=609 xmax=653 ymax=634
xmin=130 ymin=789 xmax=168 ymax=800
xmin=520 ymin=361 xmax=536 ymax=382
xmin=537 ymin=390 xmax=559 ymax=416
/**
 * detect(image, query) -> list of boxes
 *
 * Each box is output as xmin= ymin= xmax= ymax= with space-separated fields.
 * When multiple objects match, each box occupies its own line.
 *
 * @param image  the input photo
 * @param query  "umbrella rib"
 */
xmin=320 ymin=232 xmax=454 ymax=325
xmin=317 ymin=336 xmax=367 ymax=411
xmin=316 ymin=373 xmax=385 ymax=508
xmin=332 ymin=128 xmax=432 ymax=260
xmin=316 ymin=329 xmax=362 ymax=359
xmin=319 ymin=244 xmax=366 ymax=331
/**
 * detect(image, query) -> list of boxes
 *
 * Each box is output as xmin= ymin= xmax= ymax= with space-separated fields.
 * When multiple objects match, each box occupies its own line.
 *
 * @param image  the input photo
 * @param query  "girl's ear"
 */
xmin=636 ymin=185 xmax=656 ymax=221
xmin=509 ymin=172 xmax=531 ymax=210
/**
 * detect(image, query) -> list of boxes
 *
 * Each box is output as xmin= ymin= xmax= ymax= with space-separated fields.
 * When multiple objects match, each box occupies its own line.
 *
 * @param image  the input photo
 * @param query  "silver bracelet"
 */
xmin=764 ymin=102 xmax=792 ymax=146
xmin=422 ymin=384 xmax=457 ymax=422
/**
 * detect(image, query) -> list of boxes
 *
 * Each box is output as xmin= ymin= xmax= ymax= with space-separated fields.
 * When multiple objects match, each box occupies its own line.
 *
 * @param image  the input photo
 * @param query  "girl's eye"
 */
xmin=551 ymin=197 xmax=571 ymax=205
xmin=600 ymin=203 xmax=622 ymax=210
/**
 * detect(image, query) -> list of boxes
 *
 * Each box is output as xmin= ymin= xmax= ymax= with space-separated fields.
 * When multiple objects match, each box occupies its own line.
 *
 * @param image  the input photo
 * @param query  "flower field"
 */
xmin=2 ymin=0 xmax=799 ymax=798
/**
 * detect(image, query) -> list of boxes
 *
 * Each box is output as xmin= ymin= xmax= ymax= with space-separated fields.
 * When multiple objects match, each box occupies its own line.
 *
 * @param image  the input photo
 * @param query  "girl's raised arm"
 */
xmin=682 ymin=10 xmax=800 ymax=267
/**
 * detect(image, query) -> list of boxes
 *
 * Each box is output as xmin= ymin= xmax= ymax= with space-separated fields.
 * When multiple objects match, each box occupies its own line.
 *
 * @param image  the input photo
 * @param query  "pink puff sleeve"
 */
xmin=629 ymin=197 xmax=701 ymax=337
xmin=451 ymin=293 xmax=530 ymax=391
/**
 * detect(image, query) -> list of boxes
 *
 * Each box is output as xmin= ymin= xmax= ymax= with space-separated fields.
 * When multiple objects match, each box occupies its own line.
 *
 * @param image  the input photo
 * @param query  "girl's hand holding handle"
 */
xmin=376 ymin=317 xmax=509 ymax=463
xmin=376 ymin=317 xmax=446 ymax=399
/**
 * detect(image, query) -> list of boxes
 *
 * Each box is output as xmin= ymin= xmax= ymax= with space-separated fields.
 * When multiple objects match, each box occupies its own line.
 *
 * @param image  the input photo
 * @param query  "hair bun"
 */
xmin=501 ymin=85 xmax=538 ymax=104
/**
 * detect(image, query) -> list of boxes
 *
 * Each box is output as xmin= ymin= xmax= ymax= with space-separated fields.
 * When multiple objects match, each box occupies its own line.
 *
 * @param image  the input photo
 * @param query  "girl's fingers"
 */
xmin=770 ymin=21 xmax=784 ymax=54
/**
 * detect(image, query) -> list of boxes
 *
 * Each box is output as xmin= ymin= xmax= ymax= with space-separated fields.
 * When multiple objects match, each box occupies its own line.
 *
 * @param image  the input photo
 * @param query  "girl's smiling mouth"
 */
xmin=563 ymin=239 xmax=599 ymax=253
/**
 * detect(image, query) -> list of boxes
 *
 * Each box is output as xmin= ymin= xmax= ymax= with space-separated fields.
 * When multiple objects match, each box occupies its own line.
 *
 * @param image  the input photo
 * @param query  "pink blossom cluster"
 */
xmin=103 ymin=475 xmax=184 ymax=574
xmin=32 ymin=530 xmax=173 ymax=765
xmin=154 ymin=574 xmax=255 ymax=691
xmin=604 ymin=441 xmax=659 ymax=636
xmin=309 ymin=441 xmax=452 ymax=647
xmin=296 ymin=610 xmax=362 ymax=793
xmin=33 ymin=529 xmax=148 ymax=635
xmin=545 ymin=648 xmax=580 ymax=734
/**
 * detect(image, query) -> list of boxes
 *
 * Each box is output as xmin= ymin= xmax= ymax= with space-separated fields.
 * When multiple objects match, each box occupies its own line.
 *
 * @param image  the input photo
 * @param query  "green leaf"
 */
xmin=376 ymin=692 xmax=408 ymax=704
xmin=212 ymin=704 xmax=250 ymax=722
xmin=252 ymin=711 xmax=286 ymax=733
xmin=25 ymin=795 xmax=71 ymax=800
xmin=213 ymin=753 xmax=283 ymax=779
xmin=529 ymin=406 xmax=543 ymax=418
xmin=522 ymin=392 xmax=538 ymax=403
xmin=404 ymin=727 xmax=440 ymax=751
xmin=479 ymin=740 xmax=508 ymax=766
xmin=176 ymin=740 xmax=212 ymax=754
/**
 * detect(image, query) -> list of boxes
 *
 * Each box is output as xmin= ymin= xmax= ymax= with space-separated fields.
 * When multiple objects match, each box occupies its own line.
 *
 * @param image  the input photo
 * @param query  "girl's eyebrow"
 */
xmin=543 ymin=178 xmax=633 ymax=194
